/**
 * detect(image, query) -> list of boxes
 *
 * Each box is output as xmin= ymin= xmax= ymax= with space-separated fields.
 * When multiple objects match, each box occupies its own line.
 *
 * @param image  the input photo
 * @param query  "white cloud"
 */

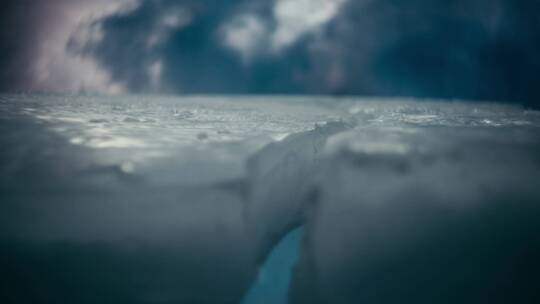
xmin=161 ymin=9 xmax=193 ymax=29
xmin=30 ymin=0 xmax=140 ymax=94
xmin=148 ymin=8 xmax=193 ymax=49
xmin=221 ymin=14 xmax=270 ymax=63
xmin=220 ymin=0 xmax=347 ymax=60
xmin=148 ymin=60 xmax=163 ymax=90
xmin=272 ymin=0 xmax=347 ymax=51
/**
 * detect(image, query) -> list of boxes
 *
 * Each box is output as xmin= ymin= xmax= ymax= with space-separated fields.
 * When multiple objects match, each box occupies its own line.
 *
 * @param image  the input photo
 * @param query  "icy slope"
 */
xmin=1 ymin=94 xmax=540 ymax=303
xmin=291 ymin=125 xmax=540 ymax=303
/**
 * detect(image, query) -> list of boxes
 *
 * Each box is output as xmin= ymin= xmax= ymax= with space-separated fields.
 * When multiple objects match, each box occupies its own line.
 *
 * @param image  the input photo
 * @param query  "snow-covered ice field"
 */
xmin=1 ymin=94 xmax=540 ymax=303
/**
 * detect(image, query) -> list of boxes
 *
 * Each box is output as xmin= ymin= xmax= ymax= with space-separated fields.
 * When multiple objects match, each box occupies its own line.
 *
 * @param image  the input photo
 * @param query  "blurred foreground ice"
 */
xmin=1 ymin=94 xmax=539 ymax=303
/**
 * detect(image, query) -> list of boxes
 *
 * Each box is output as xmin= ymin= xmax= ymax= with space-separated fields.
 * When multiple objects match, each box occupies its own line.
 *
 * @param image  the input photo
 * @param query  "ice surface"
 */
xmin=1 ymin=94 xmax=540 ymax=303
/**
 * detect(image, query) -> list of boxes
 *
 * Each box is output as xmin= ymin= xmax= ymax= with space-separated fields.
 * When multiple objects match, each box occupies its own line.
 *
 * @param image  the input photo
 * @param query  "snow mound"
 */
xmin=1 ymin=94 xmax=540 ymax=303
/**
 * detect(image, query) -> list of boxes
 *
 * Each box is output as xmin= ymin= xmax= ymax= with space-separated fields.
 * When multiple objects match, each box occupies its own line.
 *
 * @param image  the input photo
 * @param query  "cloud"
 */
xmin=148 ymin=59 xmax=163 ymax=90
xmin=271 ymin=0 xmax=346 ymax=51
xmin=221 ymin=14 xmax=269 ymax=63
xmin=219 ymin=0 xmax=347 ymax=62
xmin=65 ymin=0 xmax=352 ymax=94
xmin=1 ymin=0 xmax=539 ymax=107
xmin=0 ymin=0 xmax=138 ymax=94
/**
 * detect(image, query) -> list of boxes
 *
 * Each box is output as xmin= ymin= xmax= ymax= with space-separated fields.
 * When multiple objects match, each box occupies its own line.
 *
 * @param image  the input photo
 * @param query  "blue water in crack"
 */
xmin=242 ymin=228 xmax=303 ymax=304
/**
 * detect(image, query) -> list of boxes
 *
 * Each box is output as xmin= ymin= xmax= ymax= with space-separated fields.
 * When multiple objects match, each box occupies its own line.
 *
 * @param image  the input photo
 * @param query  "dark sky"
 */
xmin=1 ymin=0 xmax=539 ymax=107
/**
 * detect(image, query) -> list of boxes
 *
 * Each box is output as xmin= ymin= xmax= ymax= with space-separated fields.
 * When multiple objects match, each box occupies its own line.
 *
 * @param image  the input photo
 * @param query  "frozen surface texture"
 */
xmin=1 ymin=94 xmax=540 ymax=303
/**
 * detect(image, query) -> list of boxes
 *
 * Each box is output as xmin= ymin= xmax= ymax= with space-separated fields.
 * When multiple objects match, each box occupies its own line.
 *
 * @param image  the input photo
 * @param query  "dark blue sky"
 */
xmin=1 ymin=0 xmax=539 ymax=107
